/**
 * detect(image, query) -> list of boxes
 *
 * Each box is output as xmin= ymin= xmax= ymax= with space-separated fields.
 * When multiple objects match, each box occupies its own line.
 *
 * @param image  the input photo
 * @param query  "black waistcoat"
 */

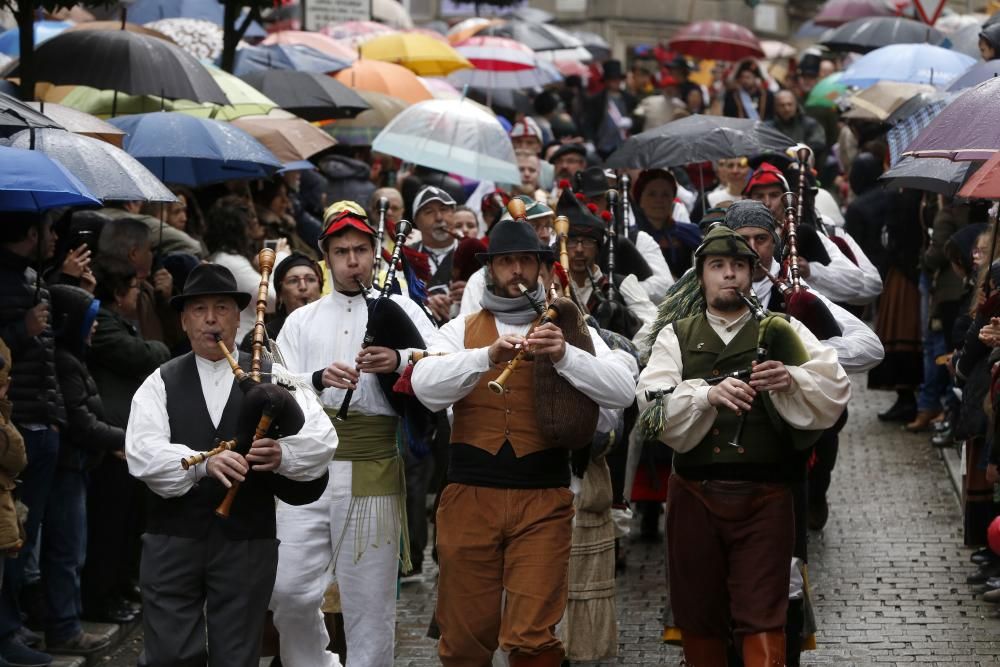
xmin=146 ymin=352 xmax=277 ymax=540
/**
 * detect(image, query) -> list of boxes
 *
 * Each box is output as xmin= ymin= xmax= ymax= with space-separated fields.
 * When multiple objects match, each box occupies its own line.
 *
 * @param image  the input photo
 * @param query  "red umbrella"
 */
xmin=957 ymin=153 xmax=1000 ymax=199
xmin=814 ymin=0 xmax=903 ymax=28
xmin=668 ymin=21 xmax=764 ymax=62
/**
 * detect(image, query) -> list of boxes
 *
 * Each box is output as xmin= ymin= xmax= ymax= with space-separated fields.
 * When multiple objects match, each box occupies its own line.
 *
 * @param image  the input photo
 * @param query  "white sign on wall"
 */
xmin=303 ymin=0 xmax=372 ymax=30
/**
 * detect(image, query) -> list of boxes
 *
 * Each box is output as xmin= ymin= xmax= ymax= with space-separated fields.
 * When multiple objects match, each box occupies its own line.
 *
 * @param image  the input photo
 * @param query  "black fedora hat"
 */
xmin=170 ymin=264 xmax=252 ymax=312
xmin=576 ymin=165 xmax=611 ymax=199
xmin=476 ymin=218 xmax=553 ymax=261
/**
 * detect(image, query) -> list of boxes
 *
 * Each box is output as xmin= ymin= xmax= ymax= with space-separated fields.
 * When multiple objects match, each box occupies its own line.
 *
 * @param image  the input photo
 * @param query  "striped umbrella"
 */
xmin=449 ymin=36 xmax=553 ymax=90
xmin=261 ymin=31 xmax=358 ymax=62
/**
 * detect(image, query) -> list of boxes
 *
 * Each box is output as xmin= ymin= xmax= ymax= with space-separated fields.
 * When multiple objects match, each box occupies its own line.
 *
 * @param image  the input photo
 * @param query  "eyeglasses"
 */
xmin=283 ymin=275 xmax=320 ymax=287
xmin=569 ymin=237 xmax=599 ymax=249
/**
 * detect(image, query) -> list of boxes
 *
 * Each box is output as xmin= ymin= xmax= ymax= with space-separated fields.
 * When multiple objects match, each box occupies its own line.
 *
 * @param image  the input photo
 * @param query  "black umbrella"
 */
xmin=4 ymin=29 xmax=227 ymax=104
xmin=605 ymin=115 xmax=795 ymax=170
xmin=239 ymin=70 xmax=369 ymax=121
xmin=820 ymin=16 xmax=946 ymax=53
xmin=0 ymin=92 xmax=63 ymax=139
xmin=880 ymin=156 xmax=977 ymax=196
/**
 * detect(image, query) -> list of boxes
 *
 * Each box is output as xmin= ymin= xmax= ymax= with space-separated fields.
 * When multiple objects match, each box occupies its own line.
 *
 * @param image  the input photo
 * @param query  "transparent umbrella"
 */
xmin=372 ymin=98 xmax=518 ymax=183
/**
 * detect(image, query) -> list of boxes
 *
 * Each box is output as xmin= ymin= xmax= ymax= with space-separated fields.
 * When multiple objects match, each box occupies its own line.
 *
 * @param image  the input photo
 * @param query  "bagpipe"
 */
xmin=589 ymin=189 xmax=644 ymax=339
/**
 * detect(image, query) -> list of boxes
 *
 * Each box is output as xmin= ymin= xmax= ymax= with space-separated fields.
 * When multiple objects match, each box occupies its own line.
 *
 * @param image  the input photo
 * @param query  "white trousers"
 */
xmin=270 ymin=460 xmax=399 ymax=667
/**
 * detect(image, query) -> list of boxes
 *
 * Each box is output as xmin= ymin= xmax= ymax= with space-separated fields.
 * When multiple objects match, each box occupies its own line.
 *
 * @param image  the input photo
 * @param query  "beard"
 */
xmin=708 ymin=290 xmax=745 ymax=313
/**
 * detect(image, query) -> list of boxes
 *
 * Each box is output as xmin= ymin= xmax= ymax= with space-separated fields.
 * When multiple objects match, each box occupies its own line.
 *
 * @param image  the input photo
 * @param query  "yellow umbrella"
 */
xmin=359 ymin=33 xmax=471 ymax=77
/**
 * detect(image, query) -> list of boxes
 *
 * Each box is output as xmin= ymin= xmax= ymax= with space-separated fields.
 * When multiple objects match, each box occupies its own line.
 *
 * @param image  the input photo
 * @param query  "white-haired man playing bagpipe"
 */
xmin=636 ymin=225 xmax=850 ymax=666
xmin=411 ymin=214 xmax=636 ymax=667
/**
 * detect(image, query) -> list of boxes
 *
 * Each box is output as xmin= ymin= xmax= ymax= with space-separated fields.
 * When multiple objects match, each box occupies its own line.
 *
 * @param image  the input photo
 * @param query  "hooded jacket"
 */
xmin=0 ymin=338 xmax=26 ymax=553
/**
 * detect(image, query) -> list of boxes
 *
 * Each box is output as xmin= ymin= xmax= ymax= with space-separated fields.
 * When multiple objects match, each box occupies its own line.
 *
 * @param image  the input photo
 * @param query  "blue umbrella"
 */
xmin=128 ymin=0 xmax=265 ymax=38
xmin=0 ymin=20 xmax=73 ymax=56
xmin=0 ymin=145 xmax=100 ymax=212
xmin=839 ymin=43 xmax=975 ymax=88
xmin=232 ymin=44 xmax=352 ymax=76
xmin=108 ymin=112 xmax=282 ymax=186
xmin=947 ymin=59 xmax=1000 ymax=92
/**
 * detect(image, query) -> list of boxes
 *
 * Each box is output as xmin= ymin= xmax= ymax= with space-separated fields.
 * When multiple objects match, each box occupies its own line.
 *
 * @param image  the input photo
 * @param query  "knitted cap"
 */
xmin=723 ymin=200 xmax=781 ymax=253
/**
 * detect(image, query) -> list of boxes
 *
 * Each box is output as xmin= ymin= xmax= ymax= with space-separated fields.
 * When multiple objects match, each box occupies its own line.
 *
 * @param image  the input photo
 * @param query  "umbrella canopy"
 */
xmin=957 ymin=152 xmax=1000 ymax=198
xmin=761 ymin=40 xmax=797 ymax=59
xmin=944 ymin=23 xmax=982 ymax=59
xmin=320 ymin=20 xmax=396 ymax=47
xmin=571 ymin=30 xmax=611 ymax=61
xmin=108 ymin=112 xmax=282 ymax=186
xmin=240 ymin=70 xmax=369 ymax=121
xmin=372 ymin=98 xmax=519 ymax=183
xmin=420 ymin=77 xmax=462 ymax=100
xmin=7 ymin=29 xmax=227 ymax=104
xmin=947 ymin=59 xmax=1000 ymax=92
xmin=322 ymin=90 xmax=408 ymax=146
xmin=483 ymin=21 xmax=590 ymax=59
xmin=333 ymin=60 xmax=433 ymax=105
xmin=0 ymin=20 xmax=73 ymax=56
xmin=0 ymin=92 xmax=64 ymax=139
xmin=359 ymin=32 xmax=471 ymax=77
xmin=233 ymin=43 xmax=352 ymax=76
xmin=668 ymin=20 xmax=765 ymax=61
xmin=804 ymin=72 xmax=849 ymax=109
xmin=605 ymin=114 xmax=795 ymax=169
xmin=886 ymin=98 xmax=948 ymax=165
xmin=261 ymin=31 xmax=358 ymax=61
xmin=125 ymin=0 xmax=266 ymax=36
xmin=232 ymin=113 xmax=336 ymax=164
xmin=814 ymin=0 xmax=897 ymax=27
xmin=25 ymin=102 xmax=124 ymax=147
xmin=447 ymin=17 xmax=500 ymax=45
xmin=5 ymin=128 xmax=176 ymax=202
xmin=904 ymin=77 xmax=1000 ymax=160
xmin=65 ymin=20 xmax=175 ymax=42
xmin=145 ymin=18 xmax=222 ymax=61
xmin=0 ymin=145 xmax=100 ymax=211
xmin=373 ymin=0 xmax=414 ymax=30
xmin=880 ymin=155 xmax=977 ymax=196
xmin=449 ymin=36 xmax=549 ymax=90
xmin=841 ymin=81 xmax=936 ymax=121
xmin=820 ymin=16 xmax=946 ymax=53
xmin=505 ymin=7 xmax=554 ymax=24
xmin=839 ymin=43 xmax=974 ymax=88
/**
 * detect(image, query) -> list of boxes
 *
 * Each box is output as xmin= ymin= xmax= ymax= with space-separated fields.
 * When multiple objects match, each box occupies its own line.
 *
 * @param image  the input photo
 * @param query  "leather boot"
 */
xmin=680 ymin=635 xmax=727 ymax=667
xmin=508 ymin=647 xmax=565 ymax=667
xmin=742 ymin=631 xmax=786 ymax=666
xmin=905 ymin=409 xmax=942 ymax=433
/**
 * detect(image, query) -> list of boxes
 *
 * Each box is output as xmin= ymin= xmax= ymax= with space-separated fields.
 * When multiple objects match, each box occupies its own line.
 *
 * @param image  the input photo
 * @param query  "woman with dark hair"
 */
xmin=253 ymin=176 xmax=318 ymax=259
xmin=205 ymin=195 xmax=290 ymax=341
xmin=632 ymin=169 xmax=702 ymax=279
xmin=239 ymin=252 xmax=323 ymax=353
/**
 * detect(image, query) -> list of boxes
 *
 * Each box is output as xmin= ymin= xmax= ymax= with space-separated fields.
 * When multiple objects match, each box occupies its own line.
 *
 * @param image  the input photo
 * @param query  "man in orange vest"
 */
xmin=411 ymin=216 xmax=636 ymax=667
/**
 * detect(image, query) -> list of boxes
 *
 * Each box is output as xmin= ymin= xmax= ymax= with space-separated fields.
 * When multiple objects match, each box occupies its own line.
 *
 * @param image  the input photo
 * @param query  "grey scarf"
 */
xmin=480 ymin=283 xmax=544 ymax=325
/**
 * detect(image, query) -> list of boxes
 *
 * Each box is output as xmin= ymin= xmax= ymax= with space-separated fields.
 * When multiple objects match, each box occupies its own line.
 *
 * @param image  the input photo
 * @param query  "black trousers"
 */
xmin=807 ymin=408 xmax=848 ymax=505
xmin=139 ymin=528 xmax=278 ymax=667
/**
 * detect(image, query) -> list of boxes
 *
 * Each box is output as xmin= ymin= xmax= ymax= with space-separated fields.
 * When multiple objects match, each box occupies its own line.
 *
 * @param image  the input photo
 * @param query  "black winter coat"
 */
xmin=0 ymin=247 xmax=64 ymax=427
xmin=55 ymin=348 xmax=124 ymax=470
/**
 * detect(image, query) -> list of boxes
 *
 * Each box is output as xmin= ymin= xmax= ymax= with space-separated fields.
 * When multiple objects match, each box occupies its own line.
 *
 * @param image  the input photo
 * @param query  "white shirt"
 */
xmin=805 ymin=234 xmax=874 ymax=306
xmin=820 ymin=220 xmax=883 ymax=306
xmin=210 ymin=250 xmax=290 ymax=341
xmin=125 ymin=352 xmax=336 ymax=499
xmin=634 ymin=229 xmax=675 ymax=304
xmin=636 ymin=309 xmax=851 ymax=453
xmin=754 ymin=259 xmax=884 ymax=374
xmin=411 ymin=312 xmax=636 ymax=414
xmin=277 ymin=289 xmax=438 ymax=417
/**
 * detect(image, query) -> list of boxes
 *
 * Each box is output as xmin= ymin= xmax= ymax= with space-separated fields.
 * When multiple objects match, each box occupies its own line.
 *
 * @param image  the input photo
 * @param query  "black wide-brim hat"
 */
xmin=476 ymin=218 xmax=554 ymax=261
xmin=170 ymin=263 xmax=253 ymax=312
xmin=577 ymin=165 xmax=611 ymax=199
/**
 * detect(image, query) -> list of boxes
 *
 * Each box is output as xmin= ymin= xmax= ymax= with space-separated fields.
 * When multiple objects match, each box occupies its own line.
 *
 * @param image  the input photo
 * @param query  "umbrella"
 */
xmin=840 ymin=81 xmax=936 ymax=121
xmin=232 ymin=113 xmax=337 ymax=164
xmin=145 ymin=18 xmax=223 ymax=61
xmin=449 ymin=36 xmax=550 ymax=90
xmin=814 ymin=0 xmax=897 ymax=27
xmin=761 ymin=40 xmax=797 ymax=59
xmin=65 ymin=20 xmax=175 ymax=42
xmin=466 ymin=87 xmax=533 ymax=116
xmin=945 ymin=23 xmax=984 ymax=59
xmin=821 ymin=16 xmax=946 ymax=53
xmin=880 ymin=155 xmax=977 ymax=196
xmin=372 ymin=98 xmax=519 ymax=183
xmin=0 ymin=145 xmax=101 ymax=211
xmin=420 ymin=77 xmax=462 ymax=100
xmin=667 ymin=20 xmax=765 ymax=61
xmin=322 ymin=90 xmax=408 ymax=146
xmin=957 ymin=152 xmax=1000 ymax=198
xmin=887 ymin=98 xmax=948 ymax=165
xmin=261 ymin=31 xmax=358 ymax=62
xmin=43 ymin=64 xmax=276 ymax=120
xmin=804 ymin=72 xmax=849 ymax=109
xmin=5 ymin=128 xmax=176 ymax=202
xmin=320 ymin=20 xmax=396 ymax=47
xmin=447 ymin=17 xmax=499 ymax=45
xmin=947 ymin=59 xmax=1000 ymax=92
xmin=571 ymin=30 xmax=611 ymax=61
xmin=373 ymin=0 xmax=414 ymax=30
xmin=505 ymin=7 xmax=554 ymax=23
xmin=333 ymin=60 xmax=433 ymax=105
xmin=7 ymin=29 xmax=227 ymax=105
xmin=25 ymin=101 xmax=124 ymax=147
xmin=359 ymin=32 xmax=472 ymax=77
xmin=233 ymin=43 xmax=352 ymax=76
xmin=108 ymin=112 xmax=282 ymax=186
xmin=406 ymin=27 xmax=448 ymax=43
xmin=904 ymin=77 xmax=1000 ymax=160
xmin=605 ymin=114 xmax=795 ymax=169
xmin=240 ymin=70 xmax=369 ymax=121
xmin=839 ymin=43 xmax=975 ymax=88
xmin=125 ymin=0 xmax=267 ymax=36
xmin=483 ymin=21 xmax=591 ymax=60
xmin=0 ymin=92 xmax=64 ymax=139
xmin=0 ymin=20 xmax=73 ymax=56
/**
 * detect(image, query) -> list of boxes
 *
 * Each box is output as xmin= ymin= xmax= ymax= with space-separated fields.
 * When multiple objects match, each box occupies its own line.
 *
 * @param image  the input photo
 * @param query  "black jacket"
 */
xmin=0 ymin=247 xmax=64 ymax=427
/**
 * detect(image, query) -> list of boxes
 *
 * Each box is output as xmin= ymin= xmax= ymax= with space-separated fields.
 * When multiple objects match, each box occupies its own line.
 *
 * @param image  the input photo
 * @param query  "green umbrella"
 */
xmin=805 ymin=72 xmax=848 ymax=109
xmin=45 ymin=65 xmax=276 ymax=120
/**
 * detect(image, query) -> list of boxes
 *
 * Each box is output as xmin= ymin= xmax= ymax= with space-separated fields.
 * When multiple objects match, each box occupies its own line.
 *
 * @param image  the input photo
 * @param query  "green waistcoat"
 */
xmin=671 ymin=312 xmax=815 ymax=469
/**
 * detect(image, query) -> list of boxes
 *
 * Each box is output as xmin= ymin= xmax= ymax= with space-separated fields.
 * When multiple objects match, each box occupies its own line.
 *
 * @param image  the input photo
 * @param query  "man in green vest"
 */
xmin=636 ymin=225 xmax=851 ymax=666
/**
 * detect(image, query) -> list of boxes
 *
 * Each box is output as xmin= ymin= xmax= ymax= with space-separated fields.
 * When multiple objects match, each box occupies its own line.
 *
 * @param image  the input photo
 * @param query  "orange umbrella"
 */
xmin=447 ymin=17 xmax=502 ymax=45
xmin=262 ymin=30 xmax=357 ymax=62
xmin=333 ymin=60 xmax=432 ymax=104
xmin=957 ymin=153 xmax=1000 ymax=199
